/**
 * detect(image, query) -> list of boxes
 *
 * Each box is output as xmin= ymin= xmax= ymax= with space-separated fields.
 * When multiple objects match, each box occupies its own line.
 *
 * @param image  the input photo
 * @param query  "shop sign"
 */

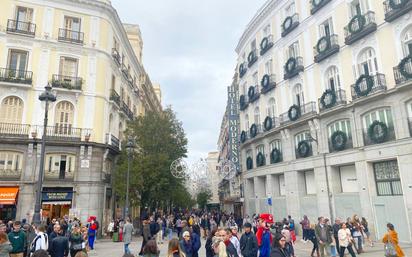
xmin=42 ymin=192 xmax=73 ymax=202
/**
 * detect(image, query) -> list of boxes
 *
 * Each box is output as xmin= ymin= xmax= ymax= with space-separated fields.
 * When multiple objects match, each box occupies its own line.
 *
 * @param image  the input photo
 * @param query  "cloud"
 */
xmin=112 ymin=0 xmax=267 ymax=165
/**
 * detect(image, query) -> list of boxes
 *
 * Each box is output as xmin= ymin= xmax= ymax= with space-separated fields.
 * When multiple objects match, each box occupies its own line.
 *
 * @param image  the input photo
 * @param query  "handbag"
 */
xmin=71 ymin=243 xmax=83 ymax=251
xmin=384 ymin=235 xmax=397 ymax=257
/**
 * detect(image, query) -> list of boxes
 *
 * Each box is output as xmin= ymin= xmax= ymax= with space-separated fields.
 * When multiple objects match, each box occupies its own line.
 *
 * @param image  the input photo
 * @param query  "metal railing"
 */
xmin=313 ymin=34 xmax=339 ymax=62
xmin=239 ymin=94 xmax=249 ymax=110
xmin=344 ymin=11 xmax=376 ymax=44
xmin=281 ymin=13 xmax=299 ymax=37
xmin=6 ymin=19 xmax=36 ymax=36
xmin=52 ymin=74 xmax=82 ymax=90
xmin=393 ymin=58 xmax=412 ymax=85
xmin=0 ymin=68 xmax=33 ymax=84
xmin=284 ymin=56 xmax=304 ymax=79
xmin=112 ymin=48 xmax=121 ymax=64
xmin=248 ymin=49 xmax=258 ymax=67
xmin=328 ymin=136 xmax=353 ymax=152
xmin=239 ymin=62 xmax=247 ymax=78
xmin=248 ymin=85 xmax=260 ymax=103
xmin=260 ymin=35 xmax=274 ymax=55
xmin=350 ymin=73 xmax=387 ymax=100
xmin=121 ymin=63 xmax=130 ymax=79
xmin=363 ymin=125 xmax=396 ymax=146
xmin=310 ymin=0 xmax=332 ymax=14
xmin=0 ymin=169 xmax=22 ymax=179
xmin=318 ymin=89 xmax=347 ymax=111
xmin=33 ymin=125 xmax=91 ymax=141
xmin=280 ymin=101 xmax=317 ymax=124
xmin=110 ymin=89 xmax=121 ymax=106
xmin=44 ymin=170 xmax=74 ymax=180
xmin=263 ymin=117 xmax=280 ymax=131
xmin=105 ymin=133 xmax=120 ymax=149
xmin=58 ymin=28 xmax=84 ymax=44
xmin=121 ymin=101 xmax=134 ymax=120
xmin=383 ymin=0 xmax=412 ymax=21
xmin=0 ymin=123 xmax=30 ymax=138
xmin=260 ymin=74 xmax=276 ymax=94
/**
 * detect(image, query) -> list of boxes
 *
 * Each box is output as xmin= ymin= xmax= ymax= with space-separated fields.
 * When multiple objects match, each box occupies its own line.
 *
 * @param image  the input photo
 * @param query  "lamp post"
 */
xmin=124 ymin=137 xmax=135 ymax=219
xmin=33 ymin=84 xmax=56 ymax=225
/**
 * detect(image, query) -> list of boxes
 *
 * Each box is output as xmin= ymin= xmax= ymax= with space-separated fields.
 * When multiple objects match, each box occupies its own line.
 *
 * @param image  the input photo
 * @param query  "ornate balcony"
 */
xmin=260 ymin=35 xmax=274 ymax=56
xmin=247 ymin=49 xmax=258 ymax=68
xmin=284 ymin=56 xmax=304 ymax=80
xmin=314 ymin=34 xmax=340 ymax=63
xmin=350 ymin=73 xmax=387 ymax=100
xmin=384 ymin=0 xmax=412 ymax=22
xmin=318 ymin=89 xmax=347 ymax=111
xmin=112 ymin=48 xmax=121 ymax=65
xmin=58 ymin=28 xmax=84 ymax=44
xmin=344 ymin=11 xmax=377 ymax=45
xmin=52 ymin=74 xmax=83 ymax=90
xmin=393 ymin=55 xmax=412 ymax=85
xmin=248 ymin=85 xmax=260 ymax=103
xmin=0 ymin=68 xmax=33 ymax=85
xmin=121 ymin=63 xmax=130 ymax=79
xmin=262 ymin=116 xmax=280 ymax=132
xmin=280 ymin=102 xmax=317 ymax=124
xmin=239 ymin=62 xmax=247 ymax=78
xmin=45 ymin=170 xmax=74 ymax=180
xmin=33 ymin=125 xmax=91 ymax=142
xmin=121 ymin=101 xmax=134 ymax=120
xmin=105 ymin=133 xmax=120 ymax=150
xmin=310 ymin=0 xmax=332 ymax=14
xmin=239 ymin=95 xmax=249 ymax=111
xmin=281 ymin=13 xmax=299 ymax=37
xmin=260 ymin=75 xmax=276 ymax=94
xmin=0 ymin=169 xmax=22 ymax=180
xmin=109 ymin=89 xmax=121 ymax=106
xmin=0 ymin=123 xmax=30 ymax=138
xmin=6 ymin=19 xmax=36 ymax=37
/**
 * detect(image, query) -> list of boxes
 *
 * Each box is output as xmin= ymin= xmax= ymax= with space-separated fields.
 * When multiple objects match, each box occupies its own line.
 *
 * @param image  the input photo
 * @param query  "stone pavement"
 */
xmin=88 ymin=236 xmax=412 ymax=257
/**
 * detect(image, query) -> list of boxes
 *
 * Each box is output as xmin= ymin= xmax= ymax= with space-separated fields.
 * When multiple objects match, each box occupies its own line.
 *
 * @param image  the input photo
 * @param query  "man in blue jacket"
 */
xmin=240 ymin=223 xmax=258 ymax=257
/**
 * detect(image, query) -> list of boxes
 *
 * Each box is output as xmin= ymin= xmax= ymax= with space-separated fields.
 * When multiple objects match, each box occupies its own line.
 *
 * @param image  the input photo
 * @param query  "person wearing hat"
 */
xmin=256 ymin=214 xmax=273 ymax=257
xmin=179 ymin=231 xmax=193 ymax=257
xmin=240 ymin=222 xmax=258 ymax=257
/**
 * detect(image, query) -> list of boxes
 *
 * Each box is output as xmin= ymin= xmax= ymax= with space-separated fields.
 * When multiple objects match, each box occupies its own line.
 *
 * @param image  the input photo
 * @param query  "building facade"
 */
xmin=0 ymin=0 xmax=161 ymax=229
xmin=236 ymin=0 xmax=412 ymax=242
xmin=206 ymin=151 xmax=220 ymax=208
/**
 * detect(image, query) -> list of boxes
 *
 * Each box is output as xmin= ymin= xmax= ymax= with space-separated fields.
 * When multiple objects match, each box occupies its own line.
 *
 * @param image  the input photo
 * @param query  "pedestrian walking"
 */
xmin=338 ymin=223 xmax=356 ymax=257
xmin=332 ymin=218 xmax=341 ymax=256
xmin=308 ymin=224 xmax=319 ymax=257
xmin=227 ymin=228 xmax=241 ymax=257
xmin=143 ymin=239 xmax=160 ymax=257
xmin=168 ymin=238 xmax=185 ymax=257
xmin=315 ymin=217 xmax=332 ymax=257
xmin=49 ymin=227 xmax=69 ymax=257
xmin=361 ymin=217 xmax=373 ymax=247
xmin=139 ymin=219 xmax=151 ymax=256
xmin=205 ymin=228 xmax=217 ymax=257
xmin=270 ymin=234 xmax=289 ymax=257
xmin=87 ymin=217 xmax=97 ymax=250
xmin=156 ymin=217 xmax=163 ymax=244
xmin=123 ymin=218 xmax=134 ymax=254
xmin=107 ymin=220 xmax=114 ymax=239
xmin=256 ymin=214 xmax=273 ymax=257
xmin=191 ymin=225 xmax=201 ymax=257
xmin=382 ymin=223 xmax=404 ymax=257
xmin=300 ymin=215 xmax=310 ymax=242
xmin=211 ymin=231 xmax=227 ymax=257
xmin=23 ymin=223 xmax=36 ymax=257
xmin=179 ymin=231 xmax=193 ymax=257
xmin=30 ymin=224 xmax=48 ymax=255
xmin=239 ymin=222 xmax=258 ymax=257
xmin=8 ymin=221 xmax=26 ymax=257
xmin=350 ymin=215 xmax=363 ymax=254
xmin=0 ymin=233 xmax=12 ymax=257
xmin=69 ymin=224 xmax=85 ymax=257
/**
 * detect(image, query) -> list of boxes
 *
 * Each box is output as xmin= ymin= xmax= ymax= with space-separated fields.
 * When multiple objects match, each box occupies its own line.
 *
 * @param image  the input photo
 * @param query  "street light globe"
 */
xmin=126 ymin=137 xmax=135 ymax=155
xmin=39 ymin=84 xmax=57 ymax=102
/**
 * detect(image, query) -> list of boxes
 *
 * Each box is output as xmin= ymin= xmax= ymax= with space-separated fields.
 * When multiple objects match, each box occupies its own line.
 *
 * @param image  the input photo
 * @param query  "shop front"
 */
xmin=0 ymin=187 xmax=19 ymax=221
xmin=41 ymin=187 xmax=73 ymax=219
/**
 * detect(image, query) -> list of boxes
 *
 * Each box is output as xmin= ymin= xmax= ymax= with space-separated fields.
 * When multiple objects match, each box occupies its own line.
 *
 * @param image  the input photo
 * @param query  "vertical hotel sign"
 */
xmin=228 ymin=84 xmax=240 ymax=173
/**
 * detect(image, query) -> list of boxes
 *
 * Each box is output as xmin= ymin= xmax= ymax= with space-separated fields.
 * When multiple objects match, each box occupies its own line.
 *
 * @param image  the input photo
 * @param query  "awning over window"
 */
xmin=0 ymin=187 xmax=19 ymax=205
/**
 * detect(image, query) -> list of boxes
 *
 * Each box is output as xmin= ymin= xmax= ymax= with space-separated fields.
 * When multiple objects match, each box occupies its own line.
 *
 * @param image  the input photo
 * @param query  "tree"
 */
xmin=196 ymin=188 xmax=212 ymax=209
xmin=113 ymin=107 xmax=192 ymax=213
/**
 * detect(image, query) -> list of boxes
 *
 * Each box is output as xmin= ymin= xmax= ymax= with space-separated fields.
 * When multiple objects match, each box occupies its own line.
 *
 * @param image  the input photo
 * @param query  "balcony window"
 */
xmin=269 ymin=140 xmax=282 ymax=163
xmin=54 ymin=101 xmax=74 ymax=135
xmin=384 ymin=0 xmax=412 ymax=22
xmin=0 ymin=151 xmax=23 ymax=178
xmin=295 ymin=131 xmax=312 ymax=158
xmin=0 ymin=96 xmax=23 ymax=124
xmin=363 ymin=108 xmax=395 ymax=145
xmin=254 ymin=107 xmax=260 ymax=125
xmin=293 ymin=84 xmax=304 ymax=107
xmin=357 ymin=47 xmax=379 ymax=76
xmin=267 ymin=98 xmax=276 ymax=118
xmin=328 ymin=119 xmax=352 ymax=151
xmin=59 ymin=16 xmax=84 ymax=44
xmin=344 ymin=9 xmax=376 ymax=45
xmin=7 ymin=6 xmax=35 ymax=36
xmin=311 ymin=0 xmax=332 ymax=14
xmin=46 ymin=154 xmax=75 ymax=180
xmin=8 ymin=49 xmax=28 ymax=76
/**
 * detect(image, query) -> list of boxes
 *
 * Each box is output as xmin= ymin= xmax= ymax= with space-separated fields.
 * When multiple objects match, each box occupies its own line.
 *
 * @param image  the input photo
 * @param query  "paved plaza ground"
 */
xmin=88 ymin=235 xmax=412 ymax=257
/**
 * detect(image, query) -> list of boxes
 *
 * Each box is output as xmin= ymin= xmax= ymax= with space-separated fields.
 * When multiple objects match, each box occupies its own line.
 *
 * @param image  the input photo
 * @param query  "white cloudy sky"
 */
xmin=112 ymin=0 xmax=267 ymax=164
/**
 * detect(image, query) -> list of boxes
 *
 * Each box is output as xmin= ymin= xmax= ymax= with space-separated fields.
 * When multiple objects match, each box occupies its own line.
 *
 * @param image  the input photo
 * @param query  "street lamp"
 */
xmin=33 ymin=84 xmax=56 ymax=225
xmin=125 ymin=137 xmax=135 ymax=219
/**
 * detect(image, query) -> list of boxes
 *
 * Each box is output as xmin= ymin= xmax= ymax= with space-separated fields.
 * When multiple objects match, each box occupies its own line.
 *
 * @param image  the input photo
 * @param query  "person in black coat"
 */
xmin=49 ymin=233 xmax=69 ymax=257
xmin=270 ymin=234 xmax=289 ymax=257
xmin=205 ymin=228 xmax=217 ymax=257
xmin=240 ymin=223 xmax=258 ymax=257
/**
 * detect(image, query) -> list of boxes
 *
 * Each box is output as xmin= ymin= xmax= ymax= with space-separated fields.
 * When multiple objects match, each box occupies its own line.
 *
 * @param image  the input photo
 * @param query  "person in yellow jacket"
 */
xmin=382 ymin=223 xmax=404 ymax=257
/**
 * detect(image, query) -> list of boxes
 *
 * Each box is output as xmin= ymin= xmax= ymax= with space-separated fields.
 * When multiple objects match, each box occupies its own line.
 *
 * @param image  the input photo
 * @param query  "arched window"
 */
xmin=267 ymin=98 xmax=276 ymax=117
xmin=328 ymin=119 xmax=352 ymax=137
xmin=362 ymin=108 xmax=395 ymax=144
xmin=55 ymin=101 xmax=74 ymax=134
xmin=0 ymin=96 xmax=23 ymax=123
xmin=256 ymin=145 xmax=265 ymax=154
xmin=401 ymin=25 xmax=412 ymax=57
xmin=357 ymin=47 xmax=379 ymax=76
xmin=293 ymin=84 xmax=304 ymax=106
xmin=245 ymin=114 xmax=249 ymax=130
xmin=325 ymin=66 xmax=341 ymax=91
xmin=294 ymin=131 xmax=311 ymax=147
xmin=254 ymin=107 xmax=260 ymax=125
xmin=269 ymin=140 xmax=282 ymax=152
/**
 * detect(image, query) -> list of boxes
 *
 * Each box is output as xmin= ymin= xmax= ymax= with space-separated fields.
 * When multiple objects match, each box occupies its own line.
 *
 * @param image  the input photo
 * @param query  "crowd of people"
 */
xmin=0 ymin=216 xmax=99 ymax=257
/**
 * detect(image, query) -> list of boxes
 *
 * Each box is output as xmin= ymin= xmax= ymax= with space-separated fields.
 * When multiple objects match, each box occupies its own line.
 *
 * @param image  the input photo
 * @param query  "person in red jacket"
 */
xmin=255 ymin=214 xmax=274 ymax=257
xmin=87 ymin=217 xmax=97 ymax=250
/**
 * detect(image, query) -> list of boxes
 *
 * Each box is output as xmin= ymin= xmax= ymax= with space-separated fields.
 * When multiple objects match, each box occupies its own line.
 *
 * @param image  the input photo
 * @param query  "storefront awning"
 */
xmin=0 ymin=187 xmax=19 ymax=205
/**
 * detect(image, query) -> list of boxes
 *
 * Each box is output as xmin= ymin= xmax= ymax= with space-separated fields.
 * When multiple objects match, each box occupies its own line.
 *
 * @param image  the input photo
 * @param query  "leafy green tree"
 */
xmin=196 ymin=188 xmax=212 ymax=209
xmin=113 ymin=107 xmax=192 ymax=212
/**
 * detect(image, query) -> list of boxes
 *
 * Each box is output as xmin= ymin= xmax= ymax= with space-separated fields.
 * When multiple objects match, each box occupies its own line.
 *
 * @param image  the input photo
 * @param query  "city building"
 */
xmin=206 ymin=151 xmax=220 ymax=209
xmin=236 ymin=0 xmax=412 ymax=241
xmin=0 ymin=0 xmax=162 ymax=230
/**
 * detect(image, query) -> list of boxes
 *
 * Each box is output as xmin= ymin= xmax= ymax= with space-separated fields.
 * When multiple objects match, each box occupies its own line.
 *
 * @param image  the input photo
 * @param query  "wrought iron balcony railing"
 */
xmin=384 ymin=0 xmax=412 ymax=22
xmin=6 ymin=19 xmax=36 ymax=36
xmin=247 ymin=49 xmax=258 ymax=68
xmin=0 ymin=123 xmax=30 ymax=138
xmin=248 ymin=85 xmax=260 ymax=103
xmin=310 ymin=0 xmax=332 ymax=14
xmin=109 ymin=89 xmax=121 ymax=106
xmin=105 ymin=133 xmax=120 ymax=150
xmin=393 ymin=56 xmax=412 ymax=85
xmin=344 ymin=11 xmax=377 ymax=45
xmin=58 ymin=28 xmax=84 ymax=44
xmin=121 ymin=101 xmax=134 ymax=120
xmin=280 ymin=101 xmax=317 ymax=124
xmin=318 ymin=89 xmax=347 ymax=111
xmin=239 ymin=95 xmax=249 ymax=111
xmin=45 ymin=170 xmax=74 ymax=180
xmin=239 ymin=62 xmax=247 ymax=78
xmin=0 ymin=68 xmax=33 ymax=84
xmin=281 ymin=13 xmax=299 ymax=37
xmin=52 ymin=74 xmax=83 ymax=90
xmin=0 ymin=169 xmax=22 ymax=179
xmin=284 ymin=56 xmax=304 ymax=80
xmin=260 ymin=74 xmax=276 ymax=94
xmin=112 ymin=48 xmax=121 ymax=65
xmin=313 ymin=34 xmax=340 ymax=63
xmin=350 ymin=73 xmax=387 ymax=100
xmin=260 ymin=35 xmax=274 ymax=56
xmin=33 ymin=125 xmax=91 ymax=142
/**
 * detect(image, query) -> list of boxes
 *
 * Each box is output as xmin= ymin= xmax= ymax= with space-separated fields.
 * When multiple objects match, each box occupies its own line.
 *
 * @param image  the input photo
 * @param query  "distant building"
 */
xmin=206 ymin=151 xmax=220 ymax=206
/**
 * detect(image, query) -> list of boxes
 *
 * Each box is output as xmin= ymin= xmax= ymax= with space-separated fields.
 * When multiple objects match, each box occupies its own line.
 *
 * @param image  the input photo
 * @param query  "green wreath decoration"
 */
xmin=348 ymin=14 xmax=366 ymax=34
xmin=261 ymin=37 xmax=269 ymax=51
xmin=285 ymin=57 xmax=297 ymax=74
xmin=261 ymin=74 xmax=270 ymax=88
xmin=368 ymin=120 xmax=388 ymax=143
xmin=239 ymin=95 xmax=246 ymax=108
xmin=288 ymin=104 xmax=301 ymax=121
xmin=270 ymin=148 xmax=281 ymax=164
xmin=331 ymin=130 xmax=347 ymax=151
xmin=250 ymin=124 xmax=258 ymax=138
xmin=246 ymin=157 xmax=253 ymax=170
xmin=316 ymin=36 xmax=331 ymax=54
xmin=297 ymin=141 xmax=311 ymax=157
xmin=354 ymin=74 xmax=374 ymax=97
xmin=264 ymin=116 xmax=273 ymax=131
xmin=312 ymin=0 xmax=324 ymax=7
xmin=320 ymin=89 xmax=337 ymax=109
xmin=399 ymin=55 xmax=412 ymax=79
xmin=248 ymin=86 xmax=255 ymax=99
xmin=256 ymin=152 xmax=265 ymax=167
xmin=248 ymin=51 xmax=256 ymax=64
xmin=389 ymin=0 xmax=409 ymax=9
xmin=282 ymin=16 xmax=293 ymax=32
xmin=240 ymin=131 xmax=247 ymax=143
